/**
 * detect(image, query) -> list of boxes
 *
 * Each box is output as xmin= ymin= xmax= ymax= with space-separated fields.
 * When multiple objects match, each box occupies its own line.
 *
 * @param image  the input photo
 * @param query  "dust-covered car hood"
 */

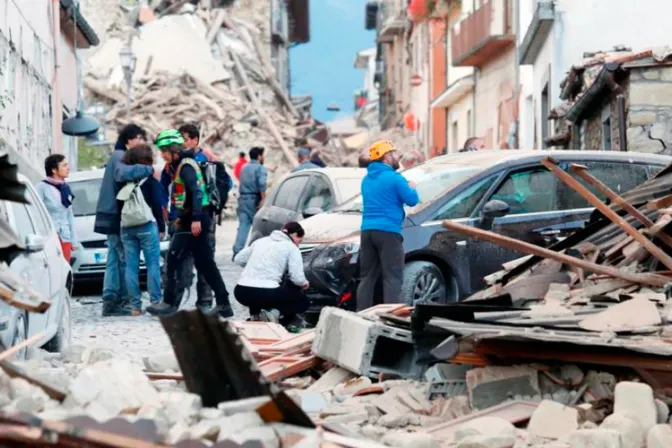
xmin=300 ymin=212 xmax=362 ymax=244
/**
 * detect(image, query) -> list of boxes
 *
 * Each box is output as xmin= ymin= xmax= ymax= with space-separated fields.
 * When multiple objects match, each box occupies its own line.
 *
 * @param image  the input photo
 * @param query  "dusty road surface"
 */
xmin=71 ymin=219 xmax=249 ymax=359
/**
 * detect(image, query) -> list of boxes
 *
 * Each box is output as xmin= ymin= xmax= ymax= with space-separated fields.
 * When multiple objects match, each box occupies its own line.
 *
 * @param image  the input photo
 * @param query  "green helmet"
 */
xmin=155 ymin=129 xmax=184 ymax=151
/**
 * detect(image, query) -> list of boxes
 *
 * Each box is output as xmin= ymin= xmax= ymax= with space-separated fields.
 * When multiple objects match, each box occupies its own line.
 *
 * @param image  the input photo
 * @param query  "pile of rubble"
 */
xmin=83 ymin=1 xmax=321 ymax=176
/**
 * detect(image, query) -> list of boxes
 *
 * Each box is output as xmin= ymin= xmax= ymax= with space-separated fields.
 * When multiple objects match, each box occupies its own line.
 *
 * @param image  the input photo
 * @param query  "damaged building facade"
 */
xmin=0 ymin=0 xmax=98 ymax=181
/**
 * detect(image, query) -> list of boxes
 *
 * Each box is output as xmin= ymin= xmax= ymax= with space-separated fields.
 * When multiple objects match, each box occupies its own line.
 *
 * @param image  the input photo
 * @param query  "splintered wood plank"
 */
xmin=231 ymin=322 xmax=292 ymax=345
xmin=259 ymin=356 xmax=319 ymax=382
xmin=442 ymin=220 xmax=669 ymax=287
xmin=357 ymin=304 xmax=408 ymax=317
xmin=543 ymin=157 xmax=672 ymax=272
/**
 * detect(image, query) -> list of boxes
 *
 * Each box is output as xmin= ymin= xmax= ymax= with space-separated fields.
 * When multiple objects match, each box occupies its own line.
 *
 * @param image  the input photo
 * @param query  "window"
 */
xmin=10 ymin=203 xmax=36 ymax=241
xmin=560 ymin=162 xmax=650 ymax=210
xmin=272 ymin=176 xmax=309 ymax=211
xmin=602 ymin=106 xmax=612 ymax=151
xmin=71 ymin=178 xmax=103 ymax=217
xmin=490 ymin=168 xmax=559 ymax=214
xmin=435 ymin=175 xmax=498 ymax=220
xmin=24 ymin=187 xmax=50 ymax=236
xmin=301 ymin=177 xmax=334 ymax=212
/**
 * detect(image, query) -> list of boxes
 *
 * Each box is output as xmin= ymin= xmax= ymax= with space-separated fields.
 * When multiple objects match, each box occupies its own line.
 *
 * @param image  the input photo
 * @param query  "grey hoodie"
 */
xmin=234 ymin=230 xmax=307 ymax=289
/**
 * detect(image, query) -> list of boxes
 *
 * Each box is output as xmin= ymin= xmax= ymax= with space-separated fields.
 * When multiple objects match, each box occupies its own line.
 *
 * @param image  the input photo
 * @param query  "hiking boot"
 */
xmin=102 ymin=300 xmax=133 ymax=317
xmin=146 ymin=302 xmax=178 ymax=317
xmin=260 ymin=309 xmax=280 ymax=324
xmin=196 ymin=301 xmax=213 ymax=313
xmin=212 ymin=304 xmax=234 ymax=319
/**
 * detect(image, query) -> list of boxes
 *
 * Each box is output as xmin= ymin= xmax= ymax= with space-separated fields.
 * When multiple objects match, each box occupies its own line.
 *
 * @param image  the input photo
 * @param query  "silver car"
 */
xmin=68 ymin=170 xmax=170 ymax=284
xmin=1 ymin=175 xmax=74 ymax=358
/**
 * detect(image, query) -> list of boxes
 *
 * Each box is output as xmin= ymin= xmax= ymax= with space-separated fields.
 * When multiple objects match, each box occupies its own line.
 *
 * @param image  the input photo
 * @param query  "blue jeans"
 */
xmin=233 ymin=197 xmax=256 ymax=255
xmin=121 ymin=222 xmax=162 ymax=309
xmin=102 ymin=234 xmax=129 ymax=303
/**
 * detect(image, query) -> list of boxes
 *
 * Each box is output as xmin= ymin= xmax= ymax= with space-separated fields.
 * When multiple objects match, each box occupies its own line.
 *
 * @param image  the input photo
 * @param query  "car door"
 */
xmin=24 ymin=183 xmax=63 ymax=329
xmin=7 ymin=201 xmax=50 ymax=337
xmin=263 ymin=174 xmax=311 ymax=234
xmin=298 ymin=174 xmax=335 ymax=218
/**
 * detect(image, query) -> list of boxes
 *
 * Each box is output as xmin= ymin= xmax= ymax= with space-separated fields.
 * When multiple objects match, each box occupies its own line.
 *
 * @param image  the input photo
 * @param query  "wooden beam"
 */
xmin=542 ymin=157 xmax=672 ymax=272
xmin=441 ymin=220 xmax=670 ymax=287
xmin=570 ymin=163 xmax=672 ymax=249
xmin=647 ymin=193 xmax=672 ymax=211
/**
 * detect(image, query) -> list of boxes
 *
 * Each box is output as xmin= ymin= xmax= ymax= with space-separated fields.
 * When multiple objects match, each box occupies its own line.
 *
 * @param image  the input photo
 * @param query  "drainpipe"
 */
xmin=617 ymin=94 xmax=627 ymax=152
xmin=51 ymin=0 xmax=62 ymax=154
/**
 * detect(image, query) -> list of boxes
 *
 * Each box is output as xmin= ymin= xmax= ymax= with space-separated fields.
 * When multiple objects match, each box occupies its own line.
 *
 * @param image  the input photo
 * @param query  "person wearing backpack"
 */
xmin=118 ymin=145 xmax=166 ymax=315
xmin=147 ymin=129 xmax=234 ymax=318
xmin=176 ymin=123 xmax=232 ymax=311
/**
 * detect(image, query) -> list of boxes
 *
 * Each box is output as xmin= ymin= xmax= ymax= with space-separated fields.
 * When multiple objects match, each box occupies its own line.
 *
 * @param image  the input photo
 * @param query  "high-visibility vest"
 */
xmin=172 ymin=158 xmax=209 ymax=210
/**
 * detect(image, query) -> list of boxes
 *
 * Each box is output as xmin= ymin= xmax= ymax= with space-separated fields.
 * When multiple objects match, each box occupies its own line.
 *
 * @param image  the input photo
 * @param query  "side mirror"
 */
xmin=479 ymin=200 xmax=510 ymax=230
xmin=25 ymin=234 xmax=46 ymax=252
xmin=303 ymin=207 xmax=324 ymax=218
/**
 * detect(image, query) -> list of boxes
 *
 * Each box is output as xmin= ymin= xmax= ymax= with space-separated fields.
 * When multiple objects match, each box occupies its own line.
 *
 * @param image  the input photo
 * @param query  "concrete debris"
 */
xmin=600 ymin=413 xmax=645 ymax=448
xmin=527 ymin=400 xmax=579 ymax=440
xmin=647 ymin=424 xmax=672 ymax=448
xmin=466 ymin=366 xmax=541 ymax=410
xmin=613 ymin=382 xmax=658 ymax=432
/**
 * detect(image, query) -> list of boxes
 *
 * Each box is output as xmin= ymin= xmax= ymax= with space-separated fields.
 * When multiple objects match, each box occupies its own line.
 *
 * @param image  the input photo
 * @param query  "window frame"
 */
xmin=271 ymin=174 xmax=311 ymax=211
xmin=299 ymin=174 xmax=335 ymax=213
xmin=486 ymin=166 xmax=561 ymax=216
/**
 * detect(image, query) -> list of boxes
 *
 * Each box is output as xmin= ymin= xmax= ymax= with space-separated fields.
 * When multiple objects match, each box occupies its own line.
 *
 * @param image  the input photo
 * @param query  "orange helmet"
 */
xmin=369 ymin=140 xmax=396 ymax=161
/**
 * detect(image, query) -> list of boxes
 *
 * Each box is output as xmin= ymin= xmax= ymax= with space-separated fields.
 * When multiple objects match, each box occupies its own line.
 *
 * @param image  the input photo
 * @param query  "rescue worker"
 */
xmin=232 ymin=146 xmax=267 ymax=258
xmin=147 ymin=129 xmax=234 ymax=318
xmin=292 ymin=148 xmax=319 ymax=172
xmin=357 ymin=141 xmax=419 ymax=311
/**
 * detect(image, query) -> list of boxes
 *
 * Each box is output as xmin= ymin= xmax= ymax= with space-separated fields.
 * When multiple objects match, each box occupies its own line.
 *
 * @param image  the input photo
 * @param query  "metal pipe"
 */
xmin=617 ymin=94 xmax=627 ymax=152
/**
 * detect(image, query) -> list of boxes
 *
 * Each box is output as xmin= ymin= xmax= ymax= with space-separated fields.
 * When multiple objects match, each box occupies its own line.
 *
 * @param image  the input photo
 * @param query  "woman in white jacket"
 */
xmin=233 ymin=222 xmax=310 ymax=326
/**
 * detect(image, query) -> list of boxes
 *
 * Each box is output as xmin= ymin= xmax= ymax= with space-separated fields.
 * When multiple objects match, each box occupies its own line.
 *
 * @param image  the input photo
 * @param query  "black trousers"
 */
xmin=356 ymin=230 xmax=404 ymax=311
xmin=234 ymin=283 xmax=310 ymax=324
xmin=163 ymin=214 xmax=230 ymax=308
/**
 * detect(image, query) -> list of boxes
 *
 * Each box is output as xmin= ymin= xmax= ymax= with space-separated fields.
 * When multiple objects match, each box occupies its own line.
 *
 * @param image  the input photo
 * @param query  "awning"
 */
xmin=431 ymin=75 xmax=474 ymax=109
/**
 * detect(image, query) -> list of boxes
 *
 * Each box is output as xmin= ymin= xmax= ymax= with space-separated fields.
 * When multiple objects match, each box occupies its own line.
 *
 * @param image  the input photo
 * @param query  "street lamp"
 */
xmin=119 ymin=42 xmax=136 ymax=119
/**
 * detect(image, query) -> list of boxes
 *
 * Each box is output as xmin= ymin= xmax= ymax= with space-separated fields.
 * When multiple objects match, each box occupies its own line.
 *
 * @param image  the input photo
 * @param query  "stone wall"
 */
xmin=625 ymin=66 xmax=672 ymax=154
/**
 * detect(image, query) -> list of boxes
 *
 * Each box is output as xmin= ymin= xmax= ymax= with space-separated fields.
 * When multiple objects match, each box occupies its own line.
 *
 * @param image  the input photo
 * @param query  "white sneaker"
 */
xmin=260 ymin=309 xmax=280 ymax=324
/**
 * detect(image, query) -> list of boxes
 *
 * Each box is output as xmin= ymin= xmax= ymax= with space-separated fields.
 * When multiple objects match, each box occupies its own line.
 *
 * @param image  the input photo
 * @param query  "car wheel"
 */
xmin=10 ymin=312 xmax=28 ymax=361
xmin=400 ymin=261 xmax=451 ymax=306
xmin=44 ymin=290 xmax=72 ymax=353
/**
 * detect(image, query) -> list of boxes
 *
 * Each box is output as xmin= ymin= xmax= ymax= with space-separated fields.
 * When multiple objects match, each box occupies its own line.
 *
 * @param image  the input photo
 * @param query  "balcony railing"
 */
xmin=377 ymin=0 xmax=406 ymax=43
xmin=451 ymin=0 xmax=515 ymax=67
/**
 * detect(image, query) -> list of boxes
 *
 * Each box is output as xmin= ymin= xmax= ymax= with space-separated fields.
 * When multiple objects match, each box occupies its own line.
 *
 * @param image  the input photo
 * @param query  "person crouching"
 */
xmin=233 ymin=222 xmax=310 ymax=329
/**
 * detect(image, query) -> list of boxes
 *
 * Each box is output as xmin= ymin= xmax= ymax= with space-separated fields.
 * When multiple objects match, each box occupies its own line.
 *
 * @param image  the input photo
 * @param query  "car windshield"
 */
xmin=335 ymin=177 xmax=364 ymax=202
xmin=70 ymin=178 xmax=103 ymax=217
xmin=335 ymin=164 xmax=481 ymax=213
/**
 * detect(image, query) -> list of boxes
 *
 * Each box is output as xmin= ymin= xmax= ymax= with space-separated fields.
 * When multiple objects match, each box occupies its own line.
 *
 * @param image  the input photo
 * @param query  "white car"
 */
xmin=0 ymin=175 xmax=73 ymax=358
xmin=68 ymin=169 xmax=170 ymax=284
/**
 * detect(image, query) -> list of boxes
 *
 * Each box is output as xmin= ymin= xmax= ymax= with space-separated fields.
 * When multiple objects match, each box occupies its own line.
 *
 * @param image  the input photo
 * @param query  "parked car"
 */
xmin=68 ymin=169 xmax=170 ymax=284
xmin=249 ymin=167 xmax=366 ymax=244
xmin=1 ymin=175 xmax=74 ymax=358
xmin=299 ymin=150 xmax=671 ymax=310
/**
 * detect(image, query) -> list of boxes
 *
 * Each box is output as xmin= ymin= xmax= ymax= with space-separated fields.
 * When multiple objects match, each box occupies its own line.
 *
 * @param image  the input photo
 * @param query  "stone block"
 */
xmin=527 ymin=400 xmax=578 ymax=440
xmin=381 ymin=431 xmax=442 ymax=448
xmin=651 ymin=122 xmax=668 ymax=140
xmin=143 ymin=351 xmax=179 ymax=373
xmin=217 ymin=396 xmax=270 ymax=415
xmin=567 ymin=429 xmax=621 ymax=448
xmin=215 ymin=411 xmax=265 ymax=441
xmin=312 ymin=307 xmax=421 ymax=379
xmin=643 ymin=69 xmax=661 ymax=80
xmin=600 ymin=413 xmax=644 ymax=448
xmin=630 ymin=82 xmax=672 ymax=107
xmin=466 ymin=366 xmax=540 ymax=410
xmin=656 ymin=399 xmax=670 ymax=424
xmin=454 ymin=416 xmax=517 ymax=448
xmin=159 ymin=391 xmax=202 ymax=425
xmin=614 ymin=382 xmax=657 ymax=432
xmin=647 ymin=424 xmax=672 ymax=448
xmin=661 ymin=68 xmax=672 ymax=82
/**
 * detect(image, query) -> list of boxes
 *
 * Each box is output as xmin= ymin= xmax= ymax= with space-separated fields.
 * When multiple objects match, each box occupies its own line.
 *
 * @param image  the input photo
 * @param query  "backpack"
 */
xmin=117 ymin=179 xmax=155 ymax=228
xmin=199 ymin=160 xmax=232 ymax=214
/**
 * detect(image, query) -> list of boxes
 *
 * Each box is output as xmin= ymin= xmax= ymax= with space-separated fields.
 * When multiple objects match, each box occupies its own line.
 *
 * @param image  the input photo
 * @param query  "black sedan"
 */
xmin=299 ymin=150 xmax=671 ymax=309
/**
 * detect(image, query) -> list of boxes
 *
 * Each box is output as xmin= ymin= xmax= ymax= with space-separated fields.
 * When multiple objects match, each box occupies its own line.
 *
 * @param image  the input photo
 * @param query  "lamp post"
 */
xmin=119 ymin=42 xmax=136 ymax=119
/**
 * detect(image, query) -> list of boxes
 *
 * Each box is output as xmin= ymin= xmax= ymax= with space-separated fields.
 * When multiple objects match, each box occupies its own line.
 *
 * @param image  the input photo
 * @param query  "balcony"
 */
xmin=377 ymin=0 xmax=406 ymax=43
xmin=451 ymin=0 xmax=515 ymax=67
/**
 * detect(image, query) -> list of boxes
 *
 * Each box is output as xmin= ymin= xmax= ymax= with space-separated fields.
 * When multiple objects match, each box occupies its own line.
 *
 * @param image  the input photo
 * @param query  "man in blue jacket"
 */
xmin=94 ymin=124 xmax=155 ymax=317
xmin=357 ymin=141 xmax=419 ymax=311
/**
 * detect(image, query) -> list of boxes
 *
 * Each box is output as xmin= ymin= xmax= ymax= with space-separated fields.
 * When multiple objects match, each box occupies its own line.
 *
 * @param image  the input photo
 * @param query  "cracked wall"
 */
xmin=583 ymin=66 xmax=672 ymax=155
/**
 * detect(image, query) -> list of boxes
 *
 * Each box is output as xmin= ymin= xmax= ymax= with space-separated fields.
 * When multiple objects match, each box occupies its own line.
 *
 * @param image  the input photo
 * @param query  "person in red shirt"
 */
xmin=233 ymin=152 xmax=247 ymax=181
